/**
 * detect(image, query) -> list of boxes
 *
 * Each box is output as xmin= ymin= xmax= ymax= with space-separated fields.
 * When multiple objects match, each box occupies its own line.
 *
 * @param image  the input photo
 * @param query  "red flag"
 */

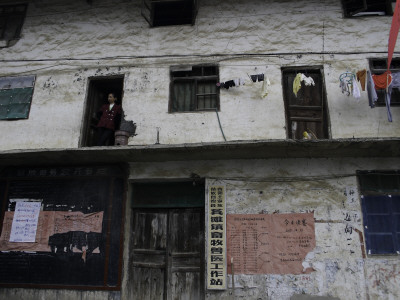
xmin=388 ymin=0 xmax=400 ymax=70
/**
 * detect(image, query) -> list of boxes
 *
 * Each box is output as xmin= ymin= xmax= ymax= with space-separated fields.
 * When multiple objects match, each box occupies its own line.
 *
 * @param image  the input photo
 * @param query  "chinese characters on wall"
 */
xmin=207 ymin=185 xmax=227 ymax=290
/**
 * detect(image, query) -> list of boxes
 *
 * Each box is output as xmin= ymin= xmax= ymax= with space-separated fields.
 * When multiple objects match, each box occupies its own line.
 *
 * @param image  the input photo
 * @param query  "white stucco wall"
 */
xmin=0 ymin=0 xmax=399 ymax=150
xmin=127 ymin=157 xmax=400 ymax=300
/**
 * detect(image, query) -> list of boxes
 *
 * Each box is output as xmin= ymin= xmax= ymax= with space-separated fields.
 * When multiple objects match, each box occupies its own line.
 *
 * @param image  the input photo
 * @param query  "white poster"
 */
xmin=9 ymin=201 xmax=41 ymax=243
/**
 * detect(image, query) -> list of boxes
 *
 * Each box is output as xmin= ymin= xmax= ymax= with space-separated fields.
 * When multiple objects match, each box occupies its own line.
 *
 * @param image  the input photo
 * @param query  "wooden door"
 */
xmin=131 ymin=208 xmax=204 ymax=300
xmin=282 ymin=69 xmax=329 ymax=139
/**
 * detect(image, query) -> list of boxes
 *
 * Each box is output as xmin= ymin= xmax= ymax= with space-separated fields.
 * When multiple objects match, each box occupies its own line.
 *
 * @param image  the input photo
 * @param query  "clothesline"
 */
xmin=340 ymin=68 xmax=396 ymax=122
xmin=217 ymin=73 xmax=271 ymax=98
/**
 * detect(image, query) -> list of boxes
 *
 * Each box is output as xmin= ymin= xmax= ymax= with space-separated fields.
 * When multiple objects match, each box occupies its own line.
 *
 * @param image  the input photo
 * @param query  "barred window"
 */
xmin=369 ymin=58 xmax=400 ymax=106
xmin=170 ymin=65 xmax=219 ymax=113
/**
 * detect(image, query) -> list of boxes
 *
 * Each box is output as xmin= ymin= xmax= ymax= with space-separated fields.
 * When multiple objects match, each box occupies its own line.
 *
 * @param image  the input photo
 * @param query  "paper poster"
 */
xmin=227 ymin=213 xmax=315 ymax=275
xmin=9 ymin=201 xmax=41 ymax=243
xmin=0 ymin=211 xmax=103 ymax=252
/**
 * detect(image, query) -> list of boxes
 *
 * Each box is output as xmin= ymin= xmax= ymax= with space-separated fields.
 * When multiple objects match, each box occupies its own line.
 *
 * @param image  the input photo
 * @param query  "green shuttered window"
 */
xmin=0 ymin=75 xmax=35 ymax=120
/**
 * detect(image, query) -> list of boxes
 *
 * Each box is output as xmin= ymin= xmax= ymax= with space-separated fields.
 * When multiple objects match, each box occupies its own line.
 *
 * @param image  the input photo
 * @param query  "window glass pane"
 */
xmin=395 ymin=215 xmax=400 ymax=231
xmin=367 ymin=215 xmax=392 ymax=232
xmin=11 ymin=87 xmax=33 ymax=103
xmin=0 ymin=89 xmax=11 ymax=105
xmin=172 ymin=81 xmax=194 ymax=112
xmin=0 ymin=105 xmax=7 ymax=119
xmin=364 ymin=195 xmax=390 ymax=213
xmin=191 ymin=67 xmax=202 ymax=76
xmin=368 ymin=234 xmax=395 ymax=254
xmin=7 ymin=103 xmax=30 ymax=119
xmin=203 ymin=66 xmax=217 ymax=76
xmin=392 ymin=196 xmax=400 ymax=213
xmin=0 ymin=76 xmax=35 ymax=89
xmin=197 ymin=81 xmax=217 ymax=110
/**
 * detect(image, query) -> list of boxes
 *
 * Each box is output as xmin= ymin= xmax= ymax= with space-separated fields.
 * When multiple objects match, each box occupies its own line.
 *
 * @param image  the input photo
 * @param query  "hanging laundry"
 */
xmin=261 ymin=76 xmax=270 ymax=98
xmin=385 ymin=71 xmax=400 ymax=122
xmin=372 ymin=71 xmax=392 ymax=89
xmin=250 ymin=74 xmax=265 ymax=82
xmin=217 ymin=77 xmax=246 ymax=90
xmin=293 ymin=73 xmax=302 ymax=96
xmin=389 ymin=71 xmax=400 ymax=89
xmin=224 ymin=80 xmax=235 ymax=89
xmin=293 ymin=73 xmax=315 ymax=97
xmin=356 ymin=69 xmax=367 ymax=91
xmin=339 ymin=71 xmax=356 ymax=96
xmin=301 ymin=74 xmax=315 ymax=86
xmin=384 ymin=91 xmax=393 ymax=122
xmin=353 ymin=79 xmax=361 ymax=100
xmin=367 ymin=70 xmax=378 ymax=108
xmin=340 ymin=79 xmax=349 ymax=95
xmin=232 ymin=78 xmax=246 ymax=87
xmin=250 ymin=75 xmax=258 ymax=82
xmin=371 ymin=71 xmax=393 ymax=122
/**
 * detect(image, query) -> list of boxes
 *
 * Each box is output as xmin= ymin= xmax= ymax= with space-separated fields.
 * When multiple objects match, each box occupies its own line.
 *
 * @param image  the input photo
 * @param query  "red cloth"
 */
xmin=372 ymin=71 xmax=392 ymax=90
xmin=388 ymin=0 xmax=400 ymax=69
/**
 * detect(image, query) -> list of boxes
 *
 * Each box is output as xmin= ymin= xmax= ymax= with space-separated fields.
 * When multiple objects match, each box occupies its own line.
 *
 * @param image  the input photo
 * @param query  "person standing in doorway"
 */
xmin=96 ymin=92 xmax=122 ymax=146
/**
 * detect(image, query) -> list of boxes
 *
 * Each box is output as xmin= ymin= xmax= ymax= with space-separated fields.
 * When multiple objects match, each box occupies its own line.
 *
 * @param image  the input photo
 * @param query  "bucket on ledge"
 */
xmin=114 ymin=130 xmax=130 ymax=146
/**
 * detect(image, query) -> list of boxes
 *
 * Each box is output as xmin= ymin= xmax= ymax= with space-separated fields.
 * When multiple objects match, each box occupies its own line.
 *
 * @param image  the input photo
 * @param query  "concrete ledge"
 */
xmin=291 ymin=295 xmax=340 ymax=300
xmin=0 ymin=138 xmax=399 ymax=167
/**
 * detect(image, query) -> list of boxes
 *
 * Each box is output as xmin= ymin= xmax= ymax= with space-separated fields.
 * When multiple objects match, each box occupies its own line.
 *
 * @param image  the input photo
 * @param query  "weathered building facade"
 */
xmin=0 ymin=0 xmax=399 ymax=299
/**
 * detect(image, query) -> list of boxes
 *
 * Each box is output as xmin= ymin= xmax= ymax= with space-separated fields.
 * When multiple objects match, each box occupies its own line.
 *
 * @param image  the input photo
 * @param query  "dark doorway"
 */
xmin=81 ymin=76 xmax=124 ymax=147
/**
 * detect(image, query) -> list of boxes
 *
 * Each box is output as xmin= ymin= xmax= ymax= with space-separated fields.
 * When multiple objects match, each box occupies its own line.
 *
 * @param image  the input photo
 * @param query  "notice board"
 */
xmin=227 ymin=213 xmax=315 ymax=275
xmin=0 ymin=166 xmax=125 ymax=289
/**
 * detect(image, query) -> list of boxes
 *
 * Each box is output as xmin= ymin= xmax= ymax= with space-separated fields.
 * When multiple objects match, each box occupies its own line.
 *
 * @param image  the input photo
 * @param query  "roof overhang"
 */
xmin=0 ymin=138 xmax=399 ymax=167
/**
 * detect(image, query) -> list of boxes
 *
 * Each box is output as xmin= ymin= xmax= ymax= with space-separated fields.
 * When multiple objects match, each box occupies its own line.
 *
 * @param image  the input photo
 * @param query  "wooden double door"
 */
xmin=131 ymin=208 xmax=205 ymax=300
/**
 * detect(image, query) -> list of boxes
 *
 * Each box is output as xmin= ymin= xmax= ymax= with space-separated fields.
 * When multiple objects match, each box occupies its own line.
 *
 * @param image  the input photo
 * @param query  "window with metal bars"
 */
xmin=358 ymin=171 xmax=400 ymax=255
xmin=0 ymin=75 xmax=35 ymax=120
xmin=170 ymin=65 xmax=219 ymax=113
xmin=0 ymin=4 xmax=27 ymax=47
xmin=369 ymin=58 xmax=400 ymax=106
xmin=281 ymin=68 xmax=329 ymax=139
xmin=342 ymin=0 xmax=393 ymax=17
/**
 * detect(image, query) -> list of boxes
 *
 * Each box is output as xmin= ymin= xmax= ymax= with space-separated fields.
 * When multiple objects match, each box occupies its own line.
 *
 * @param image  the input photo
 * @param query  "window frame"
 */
xmin=0 ymin=3 xmax=28 ymax=47
xmin=169 ymin=65 xmax=220 ymax=113
xmin=369 ymin=58 xmax=400 ymax=107
xmin=0 ymin=75 xmax=36 ymax=121
xmin=358 ymin=170 xmax=400 ymax=255
xmin=342 ymin=0 xmax=393 ymax=18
